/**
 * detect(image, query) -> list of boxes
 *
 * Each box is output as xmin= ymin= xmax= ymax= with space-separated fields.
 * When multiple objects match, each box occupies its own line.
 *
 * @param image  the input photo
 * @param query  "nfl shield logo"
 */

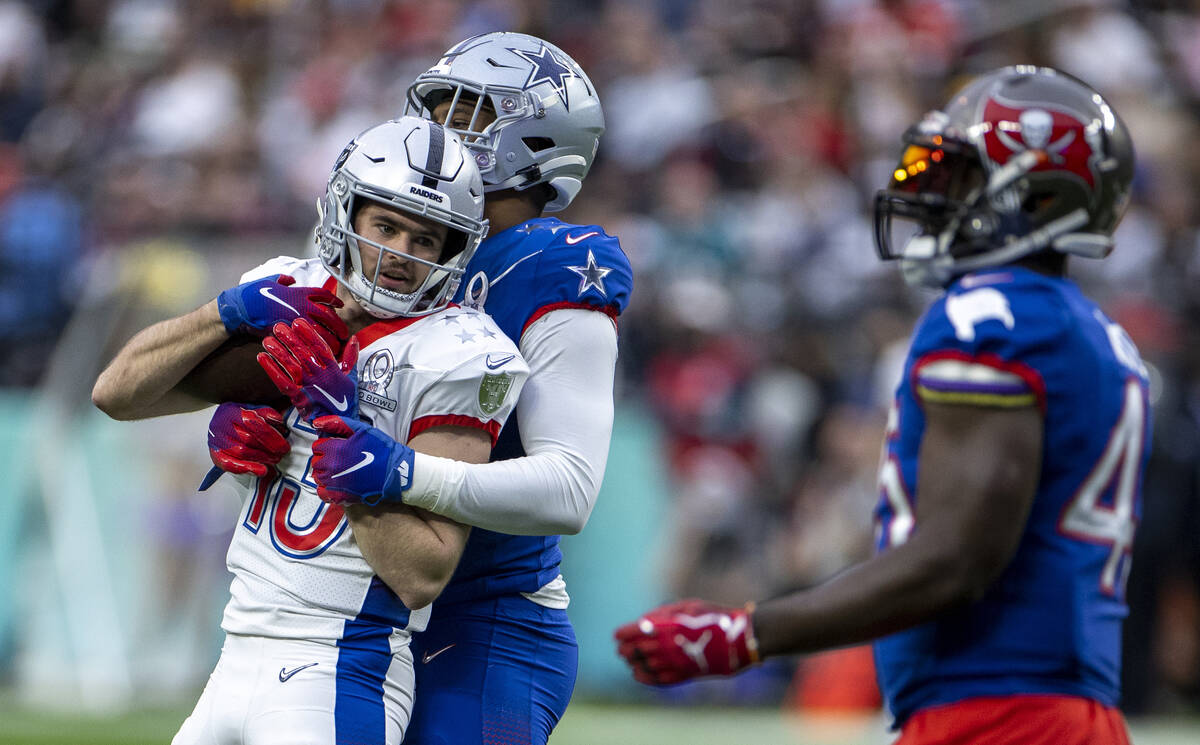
xmin=478 ymin=373 xmax=514 ymax=415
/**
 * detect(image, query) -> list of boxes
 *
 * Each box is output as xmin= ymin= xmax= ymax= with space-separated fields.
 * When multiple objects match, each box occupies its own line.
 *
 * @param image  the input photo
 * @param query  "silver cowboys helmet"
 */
xmin=874 ymin=66 xmax=1134 ymax=288
xmin=318 ymin=116 xmax=488 ymax=318
xmin=405 ymin=31 xmax=604 ymax=212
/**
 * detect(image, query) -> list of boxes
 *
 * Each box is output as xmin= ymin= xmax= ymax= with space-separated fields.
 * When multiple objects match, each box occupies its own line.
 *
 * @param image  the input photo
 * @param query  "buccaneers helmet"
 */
xmin=405 ymin=32 xmax=604 ymax=213
xmin=874 ymin=66 xmax=1134 ymax=288
xmin=317 ymin=117 xmax=488 ymax=318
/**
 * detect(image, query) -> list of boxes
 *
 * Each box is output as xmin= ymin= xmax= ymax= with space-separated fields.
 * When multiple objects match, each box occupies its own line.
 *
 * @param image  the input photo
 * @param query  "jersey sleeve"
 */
xmin=909 ymin=281 xmax=1067 ymax=413
xmin=492 ymin=227 xmax=633 ymax=337
xmin=407 ymin=352 xmax=528 ymax=446
xmin=238 ymin=255 xmax=327 ymax=285
xmin=399 ymin=310 xmax=530 ymax=447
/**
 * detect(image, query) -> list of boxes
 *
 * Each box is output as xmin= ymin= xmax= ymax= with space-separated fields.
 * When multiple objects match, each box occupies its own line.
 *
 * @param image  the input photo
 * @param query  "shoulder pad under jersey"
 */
xmin=461 ymin=218 xmax=633 ymax=339
xmin=909 ymin=270 xmax=1072 ymax=411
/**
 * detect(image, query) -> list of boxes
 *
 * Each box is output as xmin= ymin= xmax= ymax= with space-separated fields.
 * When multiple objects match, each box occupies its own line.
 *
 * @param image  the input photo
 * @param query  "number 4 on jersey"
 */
xmin=1057 ymin=379 xmax=1147 ymax=597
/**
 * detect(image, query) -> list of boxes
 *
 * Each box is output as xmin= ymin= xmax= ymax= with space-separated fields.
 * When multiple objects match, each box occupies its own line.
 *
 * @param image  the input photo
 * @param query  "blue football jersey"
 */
xmin=873 ymin=268 xmax=1151 ymax=725
xmin=438 ymin=217 xmax=633 ymax=604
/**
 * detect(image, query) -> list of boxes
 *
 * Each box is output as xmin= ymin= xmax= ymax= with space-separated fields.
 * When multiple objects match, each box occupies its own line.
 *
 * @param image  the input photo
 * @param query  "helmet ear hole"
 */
xmin=1023 ymin=193 xmax=1054 ymax=214
xmin=523 ymin=137 xmax=555 ymax=153
xmin=439 ymin=231 xmax=468 ymax=264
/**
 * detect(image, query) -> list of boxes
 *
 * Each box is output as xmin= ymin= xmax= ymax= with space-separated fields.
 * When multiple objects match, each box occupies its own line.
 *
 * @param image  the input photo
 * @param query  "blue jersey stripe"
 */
xmin=334 ymin=577 xmax=407 ymax=744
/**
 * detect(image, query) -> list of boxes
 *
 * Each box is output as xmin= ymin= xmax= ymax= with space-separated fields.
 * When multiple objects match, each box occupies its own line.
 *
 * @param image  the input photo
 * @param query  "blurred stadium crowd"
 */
xmin=3 ymin=0 xmax=1199 ymax=717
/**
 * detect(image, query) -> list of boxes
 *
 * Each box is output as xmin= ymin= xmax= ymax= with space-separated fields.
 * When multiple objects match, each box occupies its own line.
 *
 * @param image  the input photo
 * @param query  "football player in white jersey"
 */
xmin=194 ymin=33 xmax=633 ymax=745
xmin=93 ymin=116 xmax=529 ymax=745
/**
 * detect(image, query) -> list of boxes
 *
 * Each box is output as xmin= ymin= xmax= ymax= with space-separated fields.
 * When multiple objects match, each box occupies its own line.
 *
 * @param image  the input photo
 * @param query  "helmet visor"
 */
xmin=874 ymin=129 xmax=985 ymax=261
xmin=887 ymin=135 xmax=982 ymax=202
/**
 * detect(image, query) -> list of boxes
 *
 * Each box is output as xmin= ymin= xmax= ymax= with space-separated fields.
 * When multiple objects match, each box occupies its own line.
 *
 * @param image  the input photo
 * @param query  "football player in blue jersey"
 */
xmin=397 ymin=33 xmax=631 ymax=745
xmin=201 ymin=32 xmax=633 ymax=745
xmin=615 ymin=66 xmax=1143 ymax=745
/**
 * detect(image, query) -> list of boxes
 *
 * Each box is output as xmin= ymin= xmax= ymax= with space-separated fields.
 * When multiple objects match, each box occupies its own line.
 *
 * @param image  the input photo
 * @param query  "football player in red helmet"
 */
xmin=617 ymin=66 xmax=1141 ymax=745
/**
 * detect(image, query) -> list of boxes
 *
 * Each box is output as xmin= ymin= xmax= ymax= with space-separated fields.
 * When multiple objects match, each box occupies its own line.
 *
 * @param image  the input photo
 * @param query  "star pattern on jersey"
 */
xmin=510 ymin=44 xmax=577 ymax=111
xmin=566 ymin=249 xmax=613 ymax=297
xmin=456 ymin=328 xmax=477 ymax=344
xmin=439 ymin=314 xmax=463 ymax=327
xmin=516 ymin=222 xmax=568 ymax=237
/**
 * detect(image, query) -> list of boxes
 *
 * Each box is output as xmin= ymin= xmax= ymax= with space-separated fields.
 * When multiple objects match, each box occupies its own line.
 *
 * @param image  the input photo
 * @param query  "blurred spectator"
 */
xmin=0 ymin=1 xmax=47 ymax=142
xmin=0 ymin=147 xmax=85 ymax=386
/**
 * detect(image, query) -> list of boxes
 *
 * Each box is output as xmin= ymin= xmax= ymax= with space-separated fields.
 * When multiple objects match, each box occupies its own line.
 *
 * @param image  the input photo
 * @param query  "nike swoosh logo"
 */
xmin=278 ymin=662 xmax=318 ymax=682
xmin=564 ymin=231 xmax=599 ymax=245
xmin=421 ymin=644 xmax=455 ymax=664
xmin=485 ymin=353 xmax=515 ymax=370
xmin=313 ymin=384 xmax=348 ymax=412
xmin=260 ymin=287 xmax=301 ymax=316
xmin=331 ymin=451 xmax=374 ymax=479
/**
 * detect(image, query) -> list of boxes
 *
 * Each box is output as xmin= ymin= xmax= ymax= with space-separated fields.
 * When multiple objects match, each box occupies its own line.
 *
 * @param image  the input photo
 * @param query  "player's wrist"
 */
xmin=216 ymin=285 xmax=250 ymax=335
xmin=741 ymin=602 xmax=760 ymax=665
xmin=379 ymin=442 xmax=415 ymax=503
xmin=400 ymin=451 xmax=459 ymax=511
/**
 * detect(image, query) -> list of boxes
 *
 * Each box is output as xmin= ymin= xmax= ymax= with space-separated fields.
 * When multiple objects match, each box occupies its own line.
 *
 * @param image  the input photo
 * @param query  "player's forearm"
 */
xmin=345 ymin=504 xmax=466 ymax=609
xmin=751 ymin=536 xmax=983 ymax=658
xmin=92 ymin=300 xmax=229 ymax=420
xmin=405 ymin=447 xmax=602 ymax=535
xmin=751 ymin=403 xmax=1045 ymax=656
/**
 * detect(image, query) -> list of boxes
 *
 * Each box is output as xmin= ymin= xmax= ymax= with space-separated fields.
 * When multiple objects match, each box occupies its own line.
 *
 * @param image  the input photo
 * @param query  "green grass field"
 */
xmin=1 ymin=700 xmax=1198 ymax=745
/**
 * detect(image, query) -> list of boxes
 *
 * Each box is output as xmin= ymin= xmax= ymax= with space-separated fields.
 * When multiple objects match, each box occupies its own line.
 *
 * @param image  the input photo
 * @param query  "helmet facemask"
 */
xmin=407 ymin=82 xmax=541 ymax=185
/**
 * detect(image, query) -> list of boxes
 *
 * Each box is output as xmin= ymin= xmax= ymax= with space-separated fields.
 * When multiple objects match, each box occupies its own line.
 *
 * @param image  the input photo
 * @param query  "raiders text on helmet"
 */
xmin=874 ymin=66 xmax=1135 ymax=288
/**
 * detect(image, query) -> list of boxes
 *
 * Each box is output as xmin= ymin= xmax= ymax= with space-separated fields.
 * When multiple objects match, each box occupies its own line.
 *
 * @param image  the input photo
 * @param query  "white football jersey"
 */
xmin=219 ymin=257 xmax=528 ymax=650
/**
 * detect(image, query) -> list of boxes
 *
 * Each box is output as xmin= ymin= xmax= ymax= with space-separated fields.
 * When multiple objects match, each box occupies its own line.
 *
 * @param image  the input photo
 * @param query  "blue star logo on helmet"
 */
xmin=510 ymin=44 xmax=577 ymax=111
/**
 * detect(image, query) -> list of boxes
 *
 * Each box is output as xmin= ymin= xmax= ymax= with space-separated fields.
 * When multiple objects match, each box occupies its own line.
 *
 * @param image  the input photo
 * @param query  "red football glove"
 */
xmin=198 ymin=402 xmax=290 ymax=491
xmin=614 ymin=599 xmax=760 ymax=686
xmin=258 ymin=318 xmax=360 ymax=421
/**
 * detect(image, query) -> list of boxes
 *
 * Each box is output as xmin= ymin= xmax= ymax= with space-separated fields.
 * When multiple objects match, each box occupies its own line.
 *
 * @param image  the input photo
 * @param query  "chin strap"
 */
xmin=902 ymin=208 xmax=1096 ymax=288
xmin=953 ymin=207 xmax=1091 ymax=274
xmin=1053 ymin=231 xmax=1114 ymax=259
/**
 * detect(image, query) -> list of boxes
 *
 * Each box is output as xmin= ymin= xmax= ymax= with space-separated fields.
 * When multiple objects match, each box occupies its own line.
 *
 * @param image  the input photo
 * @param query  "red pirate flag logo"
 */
xmin=981 ymin=98 xmax=1099 ymax=189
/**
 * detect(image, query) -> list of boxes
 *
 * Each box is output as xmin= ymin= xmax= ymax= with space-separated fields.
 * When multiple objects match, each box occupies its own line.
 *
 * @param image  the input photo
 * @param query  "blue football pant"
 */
xmin=405 ymin=595 xmax=578 ymax=745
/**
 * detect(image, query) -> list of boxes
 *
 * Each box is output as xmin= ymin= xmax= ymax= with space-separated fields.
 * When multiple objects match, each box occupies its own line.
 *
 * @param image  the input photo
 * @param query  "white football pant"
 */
xmin=172 ymin=633 xmax=414 ymax=745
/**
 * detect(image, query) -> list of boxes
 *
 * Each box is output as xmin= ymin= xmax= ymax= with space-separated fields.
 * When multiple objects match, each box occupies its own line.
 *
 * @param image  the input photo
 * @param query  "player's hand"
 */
xmin=613 ymin=599 xmax=760 ymax=686
xmin=309 ymin=415 xmax=415 ymax=506
xmin=216 ymin=274 xmax=348 ymax=352
xmin=198 ymin=402 xmax=290 ymax=491
xmin=258 ymin=319 xmax=360 ymax=421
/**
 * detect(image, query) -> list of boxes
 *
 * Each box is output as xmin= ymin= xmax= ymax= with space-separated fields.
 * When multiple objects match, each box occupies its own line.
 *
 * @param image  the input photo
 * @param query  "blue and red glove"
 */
xmin=613 ymin=599 xmax=760 ymax=686
xmin=198 ymin=402 xmax=290 ymax=491
xmin=217 ymin=274 xmax=348 ymax=353
xmin=257 ymin=318 xmax=360 ymax=421
xmin=310 ymin=415 xmax=415 ymax=506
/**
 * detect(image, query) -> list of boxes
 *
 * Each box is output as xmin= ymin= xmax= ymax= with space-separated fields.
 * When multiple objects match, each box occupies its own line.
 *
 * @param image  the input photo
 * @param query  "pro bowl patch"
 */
xmin=478 ymin=372 xmax=514 ymax=416
xmin=360 ymin=348 xmax=398 ymax=412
